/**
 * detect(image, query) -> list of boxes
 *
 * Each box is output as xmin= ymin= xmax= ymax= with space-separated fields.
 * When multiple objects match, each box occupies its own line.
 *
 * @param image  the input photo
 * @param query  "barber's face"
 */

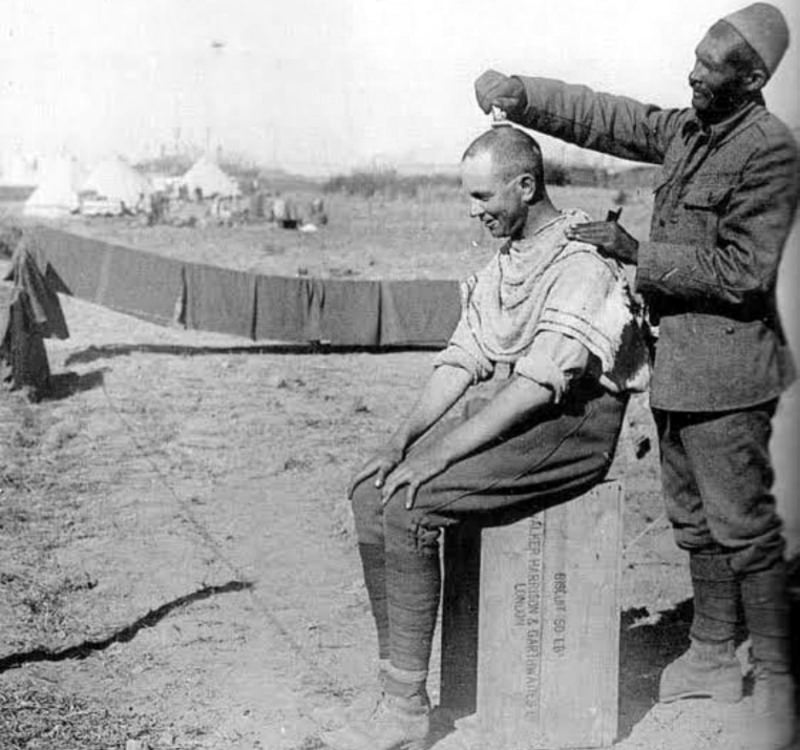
xmin=689 ymin=31 xmax=748 ymax=117
xmin=461 ymin=153 xmax=527 ymax=239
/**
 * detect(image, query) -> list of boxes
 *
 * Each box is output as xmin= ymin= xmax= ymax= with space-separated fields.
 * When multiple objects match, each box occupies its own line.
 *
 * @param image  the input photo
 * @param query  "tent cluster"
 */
xmin=21 ymin=155 xmax=240 ymax=219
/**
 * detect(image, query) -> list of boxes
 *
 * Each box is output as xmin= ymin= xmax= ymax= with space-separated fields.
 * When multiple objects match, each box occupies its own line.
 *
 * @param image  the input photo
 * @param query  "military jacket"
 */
xmin=516 ymin=76 xmax=799 ymax=410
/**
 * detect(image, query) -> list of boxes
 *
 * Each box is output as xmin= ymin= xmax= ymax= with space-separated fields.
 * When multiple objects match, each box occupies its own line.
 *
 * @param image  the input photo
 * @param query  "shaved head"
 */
xmin=461 ymin=127 xmax=546 ymax=187
xmin=460 ymin=126 xmax=555 ymax=239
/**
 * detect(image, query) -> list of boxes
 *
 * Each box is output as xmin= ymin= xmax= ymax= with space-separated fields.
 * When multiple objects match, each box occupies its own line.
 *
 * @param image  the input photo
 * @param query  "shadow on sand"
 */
xmin=617 ymin=598 xmax=694 ymax=739
xmin=63 ymin=341 xmax=441 ymax=367
xmin=39 ymin=368 xmax=108 ymax=401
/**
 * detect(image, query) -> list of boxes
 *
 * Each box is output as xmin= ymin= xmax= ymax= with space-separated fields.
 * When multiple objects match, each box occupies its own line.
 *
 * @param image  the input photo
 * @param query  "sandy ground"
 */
xmin=1 ymin=192 xmax=798 ymax=749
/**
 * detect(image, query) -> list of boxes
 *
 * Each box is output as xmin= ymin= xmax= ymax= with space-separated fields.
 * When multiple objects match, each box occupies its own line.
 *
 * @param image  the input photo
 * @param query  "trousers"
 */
xmin=654 ymin=402 xmax=786 ymax=574
xmin=351 ymin=378 xmax=626 ymax=680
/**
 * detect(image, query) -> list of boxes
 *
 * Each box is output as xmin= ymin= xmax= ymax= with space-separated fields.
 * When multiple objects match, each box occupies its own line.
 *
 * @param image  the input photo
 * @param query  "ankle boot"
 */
xmin=740 ymin=562 xmax=797 ymax=749
xmin=659 ymin=552 xmax=744 ymax=703
xmin=321 ymin=692 xmax=430 ymax=750
xmin=733 ymin=668 xmax=797 ymax=750
xmin=659 ymin=637 xmax=744 ymax=703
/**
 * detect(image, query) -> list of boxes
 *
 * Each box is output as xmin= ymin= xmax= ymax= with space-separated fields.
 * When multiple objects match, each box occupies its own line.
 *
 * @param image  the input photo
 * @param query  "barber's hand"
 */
xmin=474 ymin=70 xmax=527 ymax=118
xmin=380 ymin=451 xmax=449 ymax=510
xmin=347 ymin=445 xmax=404 ymax=499
xmin=566 ymin=221 xmax=640 ymax=264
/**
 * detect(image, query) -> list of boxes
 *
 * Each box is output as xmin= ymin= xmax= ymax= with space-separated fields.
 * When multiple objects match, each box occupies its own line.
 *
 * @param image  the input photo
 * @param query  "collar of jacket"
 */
xmin=681 ymin=94 xmax=766 ymax=148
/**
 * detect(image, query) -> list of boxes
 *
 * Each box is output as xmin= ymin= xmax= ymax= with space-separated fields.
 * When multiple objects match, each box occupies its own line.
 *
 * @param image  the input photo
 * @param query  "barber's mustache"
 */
xmin=689 ymin=77 xmax=711 ymax=98
xmin=689 ymin=78 xmax=732 ymax=108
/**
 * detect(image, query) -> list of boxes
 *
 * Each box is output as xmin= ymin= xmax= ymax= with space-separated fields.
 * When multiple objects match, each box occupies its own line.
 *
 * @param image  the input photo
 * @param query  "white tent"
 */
xmin=23 ymin=156 xmax=82 ymax=218
xmin=180 ymin=156 xmax=240 ymax=199
xmin=0 ymin=152 xmax=40 ymax=186
xmin=82 ymin=156 xmax=151 ymax=212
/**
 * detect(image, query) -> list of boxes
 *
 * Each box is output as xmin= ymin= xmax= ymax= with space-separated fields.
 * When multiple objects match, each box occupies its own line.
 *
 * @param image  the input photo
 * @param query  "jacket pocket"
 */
xmin=677 ymin=185 xmax=733 ymax=245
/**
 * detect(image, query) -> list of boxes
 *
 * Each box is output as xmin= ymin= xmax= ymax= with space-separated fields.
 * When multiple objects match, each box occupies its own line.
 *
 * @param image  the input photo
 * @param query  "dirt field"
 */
xmin=17 ymin=186 xmax=656 ymax=281
xmin=0 ymin=187 xmax=798 ymax=750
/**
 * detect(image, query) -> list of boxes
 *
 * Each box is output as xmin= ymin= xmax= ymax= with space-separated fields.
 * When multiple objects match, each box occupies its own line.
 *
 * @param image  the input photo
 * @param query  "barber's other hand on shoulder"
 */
xmin=474 ymin=70 xmax=527 ymax=118
xmin=566 ymin=221 xmax=640 ymax=265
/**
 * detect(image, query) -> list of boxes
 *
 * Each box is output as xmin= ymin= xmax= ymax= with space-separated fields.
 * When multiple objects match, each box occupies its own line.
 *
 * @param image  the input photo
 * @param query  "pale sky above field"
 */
xmin=1 ymin=0 xmax=798 ymax=175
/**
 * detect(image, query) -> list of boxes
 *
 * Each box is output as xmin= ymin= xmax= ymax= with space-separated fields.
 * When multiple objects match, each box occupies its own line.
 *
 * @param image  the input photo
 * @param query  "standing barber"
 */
xmin=475 ymin=4 xmax=799 ymax=748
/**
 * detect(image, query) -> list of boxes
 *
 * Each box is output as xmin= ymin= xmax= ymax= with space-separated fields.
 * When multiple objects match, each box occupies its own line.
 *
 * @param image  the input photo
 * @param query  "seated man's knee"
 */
xmin=350 ymin=479 xmax=384 ymax=545
xmin=383 ymin=496 xmax=442 ymax=558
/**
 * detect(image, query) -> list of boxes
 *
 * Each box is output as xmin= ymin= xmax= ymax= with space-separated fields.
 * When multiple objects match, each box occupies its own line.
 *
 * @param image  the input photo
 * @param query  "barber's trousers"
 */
xmin=654 ymin=401 xmax=786 ymax=574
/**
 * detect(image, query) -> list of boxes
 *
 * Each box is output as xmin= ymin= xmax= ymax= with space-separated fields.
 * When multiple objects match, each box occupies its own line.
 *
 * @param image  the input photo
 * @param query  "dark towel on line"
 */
xmin=0 ymin=281 xmax=51 ymax=395
xmin=379 ymin=280 xmax=460 ymax=346
xmin=254 ymin=277 xmax=381 ymax=345
xmin=317 ymin=279 xmax=380 ymax=345
xmin=29 ymin=226 xmax=110 ymax=301
xmin=29 ymin=228 xmax=183 ymax=326
xmin=6 ymin=241 xmax=69 ymax=339
xmin=183 ymin=263 xmax=256 ymax=339
xmin=96 ymin=245 xmax=184 ymax=326
xmin=254 ymin=275 xmax=312 ymax=342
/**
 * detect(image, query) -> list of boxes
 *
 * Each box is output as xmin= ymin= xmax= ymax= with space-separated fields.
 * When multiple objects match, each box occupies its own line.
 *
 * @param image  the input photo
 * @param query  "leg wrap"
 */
xmin=385 ymin=546 xmax=441 ymax=678
xmin=689 ymin=552 xmax=741 ymax=643
xmin=741 ymin=559 xmax=792 ymax=673
xmin=358 ymin=543 xmax=390 ymax=661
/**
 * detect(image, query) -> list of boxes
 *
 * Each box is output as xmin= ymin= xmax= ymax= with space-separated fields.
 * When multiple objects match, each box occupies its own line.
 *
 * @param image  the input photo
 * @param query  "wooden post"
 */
xmin=440 ymin=480 xmax=624 ymax=749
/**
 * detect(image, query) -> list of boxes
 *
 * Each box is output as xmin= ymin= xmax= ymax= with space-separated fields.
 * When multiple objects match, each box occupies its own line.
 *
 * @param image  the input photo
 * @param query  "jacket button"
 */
xmin=725 ymin=326 xmax=735 ymax=334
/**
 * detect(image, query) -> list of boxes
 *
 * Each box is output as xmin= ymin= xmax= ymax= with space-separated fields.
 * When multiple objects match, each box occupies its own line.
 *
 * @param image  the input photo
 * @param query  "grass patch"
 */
xmin=0 ymin=681 xmax=159 ymax=750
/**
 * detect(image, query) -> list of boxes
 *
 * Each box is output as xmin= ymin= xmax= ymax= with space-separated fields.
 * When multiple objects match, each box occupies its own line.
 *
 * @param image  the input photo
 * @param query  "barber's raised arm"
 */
xmin=475 ymin=70 xmax=682 ymax=165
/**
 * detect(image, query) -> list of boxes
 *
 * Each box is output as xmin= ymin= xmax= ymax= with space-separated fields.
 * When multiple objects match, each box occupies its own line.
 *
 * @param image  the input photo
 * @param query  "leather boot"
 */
xmin=740 ymin=562 xmax=797 ymax=750
xmin=659 ymin=637 xmax=743 ymax=703
xmin=659 ymin=552 xmax=743 ymax=703
xmin=321 ymin=691 xmax=430 ymax=750
xmin=736 ymin=668 xmax=797 ymax=750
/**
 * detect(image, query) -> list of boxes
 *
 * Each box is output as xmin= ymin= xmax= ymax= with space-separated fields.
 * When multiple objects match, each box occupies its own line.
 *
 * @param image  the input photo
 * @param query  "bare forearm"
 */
xmin=432 ymin=375 xmax=554 ymax=467
xmin=389 ymin=365 xmax=472 ymax=453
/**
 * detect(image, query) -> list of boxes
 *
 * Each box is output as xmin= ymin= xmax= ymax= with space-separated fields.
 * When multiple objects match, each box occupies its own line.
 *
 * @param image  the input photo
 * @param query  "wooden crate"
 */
xmin=440 ymin=479 xmax=624 ymax=749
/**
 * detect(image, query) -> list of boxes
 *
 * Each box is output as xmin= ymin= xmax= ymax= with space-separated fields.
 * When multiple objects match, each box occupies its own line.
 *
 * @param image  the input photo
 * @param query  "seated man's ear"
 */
xmin=518 ymin=173 xmax=537 ymax=201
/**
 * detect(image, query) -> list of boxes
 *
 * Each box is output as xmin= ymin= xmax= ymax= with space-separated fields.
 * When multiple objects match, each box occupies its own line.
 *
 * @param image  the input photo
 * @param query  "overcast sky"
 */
xmin=1 ymin=0 xmax=798 ymax=174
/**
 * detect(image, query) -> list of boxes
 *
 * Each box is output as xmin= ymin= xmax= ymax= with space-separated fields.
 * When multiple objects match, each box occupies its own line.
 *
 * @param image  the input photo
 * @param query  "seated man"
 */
xmin=322 ymin=126 xmax=650 ymax=750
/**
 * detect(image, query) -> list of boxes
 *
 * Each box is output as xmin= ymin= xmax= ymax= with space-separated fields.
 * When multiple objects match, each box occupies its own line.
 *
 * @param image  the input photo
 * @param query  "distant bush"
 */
xmin=544 ymin=162 xmax=569 ymax=186
xmin=135 ymin=154 xmax=195 ymax=177
xmin=323 ymin=160 xmax=571 ymax=198
xmin=323 ymin=169 xmax=460 ymax=199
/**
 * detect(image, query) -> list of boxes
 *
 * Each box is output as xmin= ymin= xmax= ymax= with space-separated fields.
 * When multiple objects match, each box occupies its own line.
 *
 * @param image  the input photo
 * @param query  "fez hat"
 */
xmin=723 ymin=3 xmax=789 ymax=76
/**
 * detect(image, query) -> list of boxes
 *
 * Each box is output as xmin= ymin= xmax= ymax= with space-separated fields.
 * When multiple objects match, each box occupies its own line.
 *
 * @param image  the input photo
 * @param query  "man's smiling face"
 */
xmin=689 ymin=29 xmax=750 ymax=117
xmin=461 ymin=151 xmax=527 ymax=239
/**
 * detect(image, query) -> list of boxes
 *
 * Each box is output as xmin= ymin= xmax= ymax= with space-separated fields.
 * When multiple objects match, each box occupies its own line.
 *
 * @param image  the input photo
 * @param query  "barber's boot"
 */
xmin=738 ymin=668 xmax=797 ymax=750
xmin=320 ymin=691 xmax=430 ymax=750
xmin=739 ymin=562 xmax=797 ymax=750
xmin=659 ymin=552 xmax=744 ymax=703
xmin=659 ymin=637 xmax=743 ymax=703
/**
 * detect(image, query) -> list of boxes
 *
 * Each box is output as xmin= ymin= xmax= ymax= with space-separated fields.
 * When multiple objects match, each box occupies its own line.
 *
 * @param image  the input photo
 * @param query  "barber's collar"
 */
xmin=682 ymin=94 xmax=764 ymax=147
